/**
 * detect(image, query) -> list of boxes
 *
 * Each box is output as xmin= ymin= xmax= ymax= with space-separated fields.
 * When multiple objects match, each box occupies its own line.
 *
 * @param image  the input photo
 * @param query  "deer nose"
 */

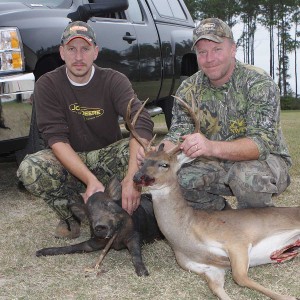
xmin=133 ymin=172 xmax=149 ymax=183
xmin=133 ymin=172 xmax=143 ymax=183
xmin=133 ymin=173 xmax=155 ymax=186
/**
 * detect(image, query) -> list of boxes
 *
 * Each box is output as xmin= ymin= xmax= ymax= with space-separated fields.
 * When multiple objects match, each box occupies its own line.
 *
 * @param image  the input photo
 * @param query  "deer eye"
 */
xmin=159 ymin=163 xmax=169 ymax=168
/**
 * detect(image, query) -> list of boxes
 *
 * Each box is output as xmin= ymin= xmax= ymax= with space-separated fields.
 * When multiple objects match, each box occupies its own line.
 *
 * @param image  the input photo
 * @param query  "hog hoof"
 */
xmin=36 ymin=248 xmax=55 ymax=257
xmin=136 ymin=266 xmax=149 ymax=276
xmin=36 ymin=249 xmax=45 ymax=257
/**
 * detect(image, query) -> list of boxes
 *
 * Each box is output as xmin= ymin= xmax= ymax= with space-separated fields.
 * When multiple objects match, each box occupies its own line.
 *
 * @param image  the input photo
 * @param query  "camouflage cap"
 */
xmin=61 ymin=21 xmax=97 ymax=45
xmin=192 ymin=18 xmax=233 ymax=50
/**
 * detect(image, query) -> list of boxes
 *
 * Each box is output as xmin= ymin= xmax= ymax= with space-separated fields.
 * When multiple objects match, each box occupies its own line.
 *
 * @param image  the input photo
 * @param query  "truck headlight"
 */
xmin=0 ymin=28 xmax=24 ymax=73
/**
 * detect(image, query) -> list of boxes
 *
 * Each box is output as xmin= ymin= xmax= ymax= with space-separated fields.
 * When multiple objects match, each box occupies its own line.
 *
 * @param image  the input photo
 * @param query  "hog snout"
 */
xmin=93 ymin=221 xmax=115 ymax=239
xmin=133 ymin=172 xmax=155 ymax=186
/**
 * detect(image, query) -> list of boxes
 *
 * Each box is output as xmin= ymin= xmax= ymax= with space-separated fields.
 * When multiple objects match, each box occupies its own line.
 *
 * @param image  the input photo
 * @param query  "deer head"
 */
xmin=127 ymin=96 xmax=201 ymax=190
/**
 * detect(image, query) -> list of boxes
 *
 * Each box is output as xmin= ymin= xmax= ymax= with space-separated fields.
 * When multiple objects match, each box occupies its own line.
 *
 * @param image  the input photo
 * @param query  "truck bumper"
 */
xmin=0 ymin=73 xmax=34 ymax=154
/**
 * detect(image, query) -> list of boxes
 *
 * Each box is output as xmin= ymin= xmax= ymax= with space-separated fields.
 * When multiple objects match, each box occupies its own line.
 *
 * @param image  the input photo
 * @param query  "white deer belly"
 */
xmin=173 ymin=240 xmax=230 ymax=270
xmin=249 ymin=230 xmax=300 ymax=266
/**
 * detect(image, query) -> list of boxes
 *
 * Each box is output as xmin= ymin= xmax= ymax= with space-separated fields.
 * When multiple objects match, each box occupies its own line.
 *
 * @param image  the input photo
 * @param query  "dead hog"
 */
xmin=36 ymin=176 xmax=163 ymax=276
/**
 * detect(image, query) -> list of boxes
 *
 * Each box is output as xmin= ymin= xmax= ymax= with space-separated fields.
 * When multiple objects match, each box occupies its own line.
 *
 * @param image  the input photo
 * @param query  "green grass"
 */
xmin=281 ymin=110 xmax=300 ymax=176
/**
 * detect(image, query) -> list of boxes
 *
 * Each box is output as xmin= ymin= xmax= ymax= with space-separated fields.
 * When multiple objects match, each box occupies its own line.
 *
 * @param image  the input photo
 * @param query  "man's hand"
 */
xmin=180 ymin=133 xmax=260 ymax=161
xmin=51 ymin=142 xmax=106 ymax=203
xmin=81 ymin=177 xmax=105 ymax=203
xmin=180 ymin=133 xmax=212 ymax=158
xmin=121 ymin=175 xmax=141 ymax=215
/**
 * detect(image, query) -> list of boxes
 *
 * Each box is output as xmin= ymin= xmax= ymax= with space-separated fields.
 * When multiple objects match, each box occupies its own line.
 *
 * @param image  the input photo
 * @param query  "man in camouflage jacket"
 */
xmin=160 ymin=18 xmax=291 ymax=210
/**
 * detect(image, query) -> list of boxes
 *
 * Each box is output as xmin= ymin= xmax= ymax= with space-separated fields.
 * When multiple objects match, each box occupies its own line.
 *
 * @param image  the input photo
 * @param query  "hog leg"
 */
xmin=36 ymin=237 xmax=108 ymax=257
xmin=125 ymin=232 xmax=149 ymax=276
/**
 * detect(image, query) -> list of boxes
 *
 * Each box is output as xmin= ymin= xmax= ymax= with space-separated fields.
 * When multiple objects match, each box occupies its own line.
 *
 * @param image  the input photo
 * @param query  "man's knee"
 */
xmin=17 ymin=154 xmax=42 ymax=188
xmin=17 ymin=149 xmax=64 ymax=195
xmin=226 ymin=160 xmax=278 ymax=194
xmin=177 ymin=164 xmax=229 ymax=210
xmin=226 ymin=158 xmax=289 ymax=208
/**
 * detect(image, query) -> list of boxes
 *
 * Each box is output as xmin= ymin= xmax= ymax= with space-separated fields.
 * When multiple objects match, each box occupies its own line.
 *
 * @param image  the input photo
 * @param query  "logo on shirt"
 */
xmin=69 ymin=103 xmax=104 ymax=120
xmin=229 ymin=118 xmax=246 ymax=134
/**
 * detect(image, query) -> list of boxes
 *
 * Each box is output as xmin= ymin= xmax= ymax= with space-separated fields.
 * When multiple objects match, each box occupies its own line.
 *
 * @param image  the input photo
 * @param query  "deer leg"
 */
xmin=204 ymin=267 xmax=232 ymax=300
xmin=175 ymin=251 xmax=231 ymax=300
xmin=228 ymin=247 xmax=297 ymax=300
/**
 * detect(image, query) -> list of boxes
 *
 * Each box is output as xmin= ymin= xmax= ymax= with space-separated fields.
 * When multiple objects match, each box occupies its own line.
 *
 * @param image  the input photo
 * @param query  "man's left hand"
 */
xmin=121 ymin=176 xmax=141 ymax=215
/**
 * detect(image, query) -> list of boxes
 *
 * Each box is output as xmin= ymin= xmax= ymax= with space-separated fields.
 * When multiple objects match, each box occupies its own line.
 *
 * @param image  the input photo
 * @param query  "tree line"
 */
xmin=185 ymin=0 xmax=300 ymax=98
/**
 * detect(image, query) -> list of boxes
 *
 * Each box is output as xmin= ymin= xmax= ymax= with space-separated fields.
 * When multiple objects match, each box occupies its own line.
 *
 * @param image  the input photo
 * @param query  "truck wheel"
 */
xmin=160 ymin=96 xmax=174 ymax=129
xmin=15 ymin=103 xmax=46 ymax=165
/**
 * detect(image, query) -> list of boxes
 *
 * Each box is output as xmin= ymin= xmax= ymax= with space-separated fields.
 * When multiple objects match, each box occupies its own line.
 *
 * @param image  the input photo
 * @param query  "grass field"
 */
xmin=0 ymin=111 xmax=299 ymax=300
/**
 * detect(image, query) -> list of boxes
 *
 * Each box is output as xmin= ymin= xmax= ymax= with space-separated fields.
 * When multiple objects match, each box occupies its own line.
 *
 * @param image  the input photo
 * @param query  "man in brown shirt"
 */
xmin=17 ymin=21 xmax=153 ymax=239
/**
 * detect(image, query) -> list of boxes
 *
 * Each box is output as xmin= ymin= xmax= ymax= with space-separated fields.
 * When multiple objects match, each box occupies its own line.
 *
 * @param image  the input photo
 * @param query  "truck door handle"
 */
xmin=123 ymin=32 xmax=136 ymax=44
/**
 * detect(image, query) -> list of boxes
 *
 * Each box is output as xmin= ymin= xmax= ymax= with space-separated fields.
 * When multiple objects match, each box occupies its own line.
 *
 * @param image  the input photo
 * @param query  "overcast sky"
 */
xmin=232 ymin=24 xmax=298 ymax=94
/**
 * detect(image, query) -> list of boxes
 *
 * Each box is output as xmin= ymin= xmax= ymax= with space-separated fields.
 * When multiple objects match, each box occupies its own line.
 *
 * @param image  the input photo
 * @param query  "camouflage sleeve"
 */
xmin=244 ymin=78 xmax=281 ymax=160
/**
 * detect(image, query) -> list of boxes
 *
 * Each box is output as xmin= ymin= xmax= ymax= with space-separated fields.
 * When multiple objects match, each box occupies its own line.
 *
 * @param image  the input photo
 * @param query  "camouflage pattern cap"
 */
xmin=61 ymin=21 xmax=97 ymax=45
xmin=192 ymin=18 xmax=233 ymax=50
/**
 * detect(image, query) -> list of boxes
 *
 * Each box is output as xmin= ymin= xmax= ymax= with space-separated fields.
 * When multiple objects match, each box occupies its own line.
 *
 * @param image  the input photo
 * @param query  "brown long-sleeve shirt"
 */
xmin=34 ymin=65 xmax=153 ymax=152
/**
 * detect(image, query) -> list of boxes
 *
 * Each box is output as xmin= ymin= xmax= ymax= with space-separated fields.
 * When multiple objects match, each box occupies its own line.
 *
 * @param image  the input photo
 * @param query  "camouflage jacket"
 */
xmin=165 ymin=60 xmax=292 ymax=166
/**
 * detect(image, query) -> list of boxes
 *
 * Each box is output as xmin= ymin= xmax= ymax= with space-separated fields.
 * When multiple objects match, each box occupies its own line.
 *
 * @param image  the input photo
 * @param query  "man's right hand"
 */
xmin=82 ymin=177 xmax=105 ymax=203
xmin=51 ymin=142 xmax=106 ymax=203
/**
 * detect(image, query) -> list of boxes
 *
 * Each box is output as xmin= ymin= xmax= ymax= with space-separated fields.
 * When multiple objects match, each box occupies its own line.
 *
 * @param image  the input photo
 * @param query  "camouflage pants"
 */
xmin=178 ymin=154 xmax=290 ymax=210
xmin=17 ymin=139 xmax=130 ymax=220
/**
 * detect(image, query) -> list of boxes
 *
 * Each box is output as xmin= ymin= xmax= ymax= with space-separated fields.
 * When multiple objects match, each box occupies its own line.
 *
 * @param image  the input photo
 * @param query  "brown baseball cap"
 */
xmin=61 ymin=21 xmax=97 ymax=45
xmin=192 ymin=18 xmax=233 ymax=50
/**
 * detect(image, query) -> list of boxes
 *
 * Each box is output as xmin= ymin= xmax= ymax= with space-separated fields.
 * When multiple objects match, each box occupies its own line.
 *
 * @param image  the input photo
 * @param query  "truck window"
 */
xmin=151 ymin=0 xmax=186 ymax=20
xmin=0 ymin=0 xmax=67 ymax=7
xmin=127 ymin=0 xmax=144 ymax=23
xmin=93 ymin=11 xmax=126 ymax=19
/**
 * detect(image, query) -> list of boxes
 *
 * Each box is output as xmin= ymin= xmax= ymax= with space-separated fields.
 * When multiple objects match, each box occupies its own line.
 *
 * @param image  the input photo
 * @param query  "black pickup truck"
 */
xmin=0 ymin=0 xmax=198 ymax=159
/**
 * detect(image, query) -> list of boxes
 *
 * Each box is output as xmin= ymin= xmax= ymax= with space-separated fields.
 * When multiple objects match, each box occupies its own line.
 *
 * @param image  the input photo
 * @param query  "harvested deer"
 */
xmin=127 ymin=97 xmax=300 ymax=300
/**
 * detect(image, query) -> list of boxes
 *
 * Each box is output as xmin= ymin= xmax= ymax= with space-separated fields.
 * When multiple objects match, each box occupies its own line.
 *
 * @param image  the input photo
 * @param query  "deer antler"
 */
xmin=172 ymin=94 xmax=200 ymax=133
xmin=126 ymin=98 xmax=156 ymax=152
xmin=166 ymin=94 xmax=201 ymax=156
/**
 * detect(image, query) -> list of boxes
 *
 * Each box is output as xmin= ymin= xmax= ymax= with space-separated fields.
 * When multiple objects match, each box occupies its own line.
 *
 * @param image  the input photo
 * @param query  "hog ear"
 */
xmin=68 ymin=197 xmax=87 ymax=222
xmin=106 ymin=175 xmax=122 ymax=201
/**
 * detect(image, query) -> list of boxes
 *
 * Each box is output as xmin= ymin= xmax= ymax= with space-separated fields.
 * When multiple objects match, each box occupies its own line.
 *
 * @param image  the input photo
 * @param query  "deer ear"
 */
xmin=106 ymin=175 xmax=122 ymax=201
xmin=176 ymin=152 xmax=195 ymax=168
xmin=158 ymin=143 xmax=165 ymax=152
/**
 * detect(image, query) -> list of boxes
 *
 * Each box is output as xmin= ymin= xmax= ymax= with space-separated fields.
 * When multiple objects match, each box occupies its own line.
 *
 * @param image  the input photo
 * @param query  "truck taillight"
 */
xmin=0 ymin=28 xmax=24 ymax=73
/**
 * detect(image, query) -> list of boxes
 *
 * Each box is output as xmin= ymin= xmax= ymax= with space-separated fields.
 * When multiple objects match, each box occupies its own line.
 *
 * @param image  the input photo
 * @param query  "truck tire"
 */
xmin=15 ymin=103 xmax=46 ymax=165
xmin=160 ymin=96 xmax=174 ymax=129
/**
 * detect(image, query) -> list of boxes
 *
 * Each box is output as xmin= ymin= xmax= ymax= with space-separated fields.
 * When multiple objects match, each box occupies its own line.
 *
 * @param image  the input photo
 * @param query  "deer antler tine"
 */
xmin=166 ymin=144 xmax=181 ymax=156
xmin=146 ymin=134 xmax=157 ymax=152
xmin=165 ymin=95 xmax=201 ymax=156
xmin=172 ymin=95 xmax=200 ymax=133
xmin=126 ymin=98 xmax=149 ymax=150
xmin=132 ymin=98 xmax=149 ymax=127
xmin=191 ymin=93 xmax=201 ymax=133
